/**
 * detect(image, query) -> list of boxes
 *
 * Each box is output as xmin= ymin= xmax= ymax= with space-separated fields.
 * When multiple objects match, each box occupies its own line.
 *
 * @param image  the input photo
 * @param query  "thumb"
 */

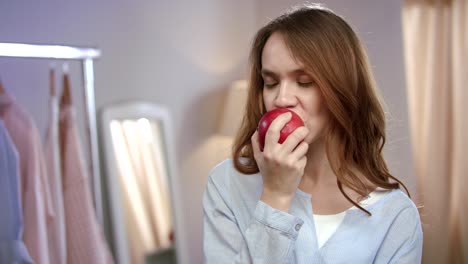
xmin=251 ymin=130 xmax=262 ymax=159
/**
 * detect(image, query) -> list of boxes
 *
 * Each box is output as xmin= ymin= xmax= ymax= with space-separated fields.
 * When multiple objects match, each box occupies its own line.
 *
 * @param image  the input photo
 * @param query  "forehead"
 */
xmin=261 ymin=32 xmax=305 ymax=73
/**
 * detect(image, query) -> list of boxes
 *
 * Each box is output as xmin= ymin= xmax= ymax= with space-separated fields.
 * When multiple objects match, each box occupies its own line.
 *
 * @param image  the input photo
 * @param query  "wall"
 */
xmin=0 ymin=1 xmax=256 ymax=263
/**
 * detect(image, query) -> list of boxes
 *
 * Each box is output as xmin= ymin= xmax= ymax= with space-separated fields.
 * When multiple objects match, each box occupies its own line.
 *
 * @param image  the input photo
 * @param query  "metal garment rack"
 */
xmin=0 ymin=42 xmax=104 ymax=225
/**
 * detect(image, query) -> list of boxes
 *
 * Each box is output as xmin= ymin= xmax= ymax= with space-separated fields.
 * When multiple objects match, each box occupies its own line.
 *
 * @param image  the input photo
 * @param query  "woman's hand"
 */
xmin=252 ymin=112 xmax=309 ymax=212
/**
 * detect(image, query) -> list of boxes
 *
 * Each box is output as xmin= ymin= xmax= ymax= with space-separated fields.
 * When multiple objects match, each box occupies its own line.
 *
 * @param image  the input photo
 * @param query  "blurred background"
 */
xmin=0 ymin=0 xmax=466 ymax=263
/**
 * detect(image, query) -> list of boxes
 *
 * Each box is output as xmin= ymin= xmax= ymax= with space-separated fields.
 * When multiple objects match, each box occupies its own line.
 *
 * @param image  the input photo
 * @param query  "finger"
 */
xmin=297 ymin=155 xmax=307 ymax=170
xmin=290 ymin=141 xmax=309 ymax=161
xmin=280 ymin=126 xmax=308 ymax=153
xmin=264 ymin=112 xmax=292 ymax=151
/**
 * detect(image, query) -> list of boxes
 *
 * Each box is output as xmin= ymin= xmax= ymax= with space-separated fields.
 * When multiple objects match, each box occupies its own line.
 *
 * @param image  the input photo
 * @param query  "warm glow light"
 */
xmin=218 ymin=80 xmax=248 ymax=137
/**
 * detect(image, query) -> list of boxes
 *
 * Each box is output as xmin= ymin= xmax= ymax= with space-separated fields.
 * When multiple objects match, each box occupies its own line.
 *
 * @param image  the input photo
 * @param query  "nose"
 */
xmin=274 ymin=82 xmax=297 ymax=108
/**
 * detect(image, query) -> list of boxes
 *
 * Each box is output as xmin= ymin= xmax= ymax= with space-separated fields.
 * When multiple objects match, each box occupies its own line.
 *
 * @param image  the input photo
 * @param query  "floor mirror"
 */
xmin=100 ymin=102 xmax=181 ymax=264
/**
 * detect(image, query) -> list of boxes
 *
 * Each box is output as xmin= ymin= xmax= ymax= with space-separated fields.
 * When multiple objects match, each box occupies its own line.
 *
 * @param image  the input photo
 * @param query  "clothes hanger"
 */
xmin=60 ymin=62 xmax=71 ymax=107
xmin=49 ymin=63 xmax=56 ymax=97
xmin=0 ymin=76 xmax=5 ymax=95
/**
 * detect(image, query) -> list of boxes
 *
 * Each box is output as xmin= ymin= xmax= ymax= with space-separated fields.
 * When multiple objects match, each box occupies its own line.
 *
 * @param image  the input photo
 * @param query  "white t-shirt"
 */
xmin=313 ymin=189 xmax=389 ymax=248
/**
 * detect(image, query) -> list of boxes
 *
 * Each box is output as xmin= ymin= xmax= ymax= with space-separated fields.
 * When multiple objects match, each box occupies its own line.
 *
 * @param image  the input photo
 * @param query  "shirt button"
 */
xmin=295 ymin=224 xmax=301 ymax=231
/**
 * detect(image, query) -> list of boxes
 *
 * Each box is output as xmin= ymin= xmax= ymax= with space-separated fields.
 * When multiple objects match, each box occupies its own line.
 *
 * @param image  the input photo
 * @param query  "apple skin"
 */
xmin=257 ymin=108 xmax=304 ymax=151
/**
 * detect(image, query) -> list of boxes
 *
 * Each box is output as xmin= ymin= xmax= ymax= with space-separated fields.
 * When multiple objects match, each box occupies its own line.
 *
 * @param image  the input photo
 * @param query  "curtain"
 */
xmin=402 ymin=0 xmax=468 ymax=263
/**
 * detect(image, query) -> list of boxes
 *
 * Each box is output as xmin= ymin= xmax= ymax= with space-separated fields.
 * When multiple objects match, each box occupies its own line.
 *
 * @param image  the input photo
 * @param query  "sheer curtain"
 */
xmin=402 ymin=0 xmax=467 ymax=263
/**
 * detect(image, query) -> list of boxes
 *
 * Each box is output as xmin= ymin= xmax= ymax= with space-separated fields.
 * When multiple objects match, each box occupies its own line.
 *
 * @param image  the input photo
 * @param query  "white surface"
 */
xmin=0 ymin=43 xmax=100 ymax=59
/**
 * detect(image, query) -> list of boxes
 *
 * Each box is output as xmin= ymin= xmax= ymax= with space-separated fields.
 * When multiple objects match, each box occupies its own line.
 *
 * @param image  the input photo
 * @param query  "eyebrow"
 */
xmin=261 ymin=68 xmax=310 ymax=77
xmin=260 ymin=69 xmax=277 ymax=78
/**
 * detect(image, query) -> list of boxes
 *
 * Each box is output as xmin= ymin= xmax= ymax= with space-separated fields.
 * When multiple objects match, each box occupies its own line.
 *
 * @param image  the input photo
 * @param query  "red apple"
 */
xmin=257 ymin=108 xmax=304 ymax=151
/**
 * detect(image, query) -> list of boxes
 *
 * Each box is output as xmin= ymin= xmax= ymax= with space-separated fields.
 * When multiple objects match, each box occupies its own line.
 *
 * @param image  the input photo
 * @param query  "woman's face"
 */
xmin=261 ymin=32 xmax=329 ymax=145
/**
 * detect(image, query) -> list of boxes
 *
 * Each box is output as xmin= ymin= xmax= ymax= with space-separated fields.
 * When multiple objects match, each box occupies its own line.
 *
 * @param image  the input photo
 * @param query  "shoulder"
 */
xmin=205 ymin=158 xmax=263 ymax=205
xmin=350 ymin=188 xmax=421 ymax=231
xmin=207 ymin=158 xmax=260 ymax=184
xmin=366 ymin=189 xmax=422 ymax=234
xmin=206 ymin=159 xmax=236 ymax=189
xmin=390 ymin=189 xmax=421 ymax=227
xmin=371 ymin=190 xmax=423 ymax=261
xmin=366 ymin=189 xmax=420 ymax=217
xmin=381 ymin=189 xmax=420 ymax=217
xmin=207 ymin=158 xmax=235 ymax=176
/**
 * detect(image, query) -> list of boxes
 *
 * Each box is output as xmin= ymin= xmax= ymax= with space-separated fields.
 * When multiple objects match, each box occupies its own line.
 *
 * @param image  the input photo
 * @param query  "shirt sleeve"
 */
xmin=203 ymin=173 xmax=304 ymax=264
xmin=375 ymin=205 xmax=423 ymax=264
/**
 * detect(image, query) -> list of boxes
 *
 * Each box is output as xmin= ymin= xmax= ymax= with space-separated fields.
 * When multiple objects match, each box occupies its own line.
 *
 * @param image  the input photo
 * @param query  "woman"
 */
xmin=203 ymin=4 xmax=422 ymax=263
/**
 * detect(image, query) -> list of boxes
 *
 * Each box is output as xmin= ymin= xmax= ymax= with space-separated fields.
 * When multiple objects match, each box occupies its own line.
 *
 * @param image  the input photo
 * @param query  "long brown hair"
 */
xmin=232 ymin=4 xmax=410 ymax=215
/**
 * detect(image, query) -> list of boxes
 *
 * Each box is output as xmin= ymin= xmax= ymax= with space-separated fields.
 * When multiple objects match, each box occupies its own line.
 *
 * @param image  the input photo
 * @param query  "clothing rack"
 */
xmin=0 ymin=42 xmax=104 ymax=225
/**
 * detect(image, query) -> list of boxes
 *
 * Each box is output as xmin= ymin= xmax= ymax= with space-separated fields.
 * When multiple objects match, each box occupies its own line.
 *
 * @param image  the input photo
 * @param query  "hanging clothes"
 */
xmin=0 ymin=92 xmax=54 ymax=264
xmin=59 ymin=74 xmax=114 ymax=264
xmin=44 ymin=93 xmax=67 ymax=263
xmin=0 ymin=120 xmax=34 ymax=264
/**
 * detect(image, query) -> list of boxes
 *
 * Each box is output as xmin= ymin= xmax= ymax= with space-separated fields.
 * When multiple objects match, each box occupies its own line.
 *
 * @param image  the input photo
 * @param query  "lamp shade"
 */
xmin=217 ymin=80 xmax=248 ymax=137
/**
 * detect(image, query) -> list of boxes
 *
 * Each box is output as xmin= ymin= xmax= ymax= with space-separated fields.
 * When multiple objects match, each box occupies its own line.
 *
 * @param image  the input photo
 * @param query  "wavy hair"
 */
xmin=231 ymin=4 xmax=410 ymax=215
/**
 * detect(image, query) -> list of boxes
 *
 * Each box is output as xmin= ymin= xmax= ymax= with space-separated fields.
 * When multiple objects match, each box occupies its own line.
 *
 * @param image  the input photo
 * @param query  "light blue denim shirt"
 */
xmin=203 ymin=159 xmax=423 ymax=264
xmin=0 ymin=121 xmax=34 ymax=263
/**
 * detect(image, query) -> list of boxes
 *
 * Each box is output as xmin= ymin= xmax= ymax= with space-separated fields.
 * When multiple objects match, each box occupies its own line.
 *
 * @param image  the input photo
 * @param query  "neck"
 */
xmin=301 ymin=138 xmax=336 ymax=189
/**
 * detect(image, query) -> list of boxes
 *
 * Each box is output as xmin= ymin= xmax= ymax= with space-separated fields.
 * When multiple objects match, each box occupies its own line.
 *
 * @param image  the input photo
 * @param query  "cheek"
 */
xmin=303 ymin=114 xmax=328 ymax=143
xmin=303 ymin=94 xmax=328 ymax=131
xmin=262 ymin=91 xmax=274 ymax=110
xmin=302 ymin=93 xmax=324 ymax=121
xmin=310 ymin=93 xmax=325 ymax=114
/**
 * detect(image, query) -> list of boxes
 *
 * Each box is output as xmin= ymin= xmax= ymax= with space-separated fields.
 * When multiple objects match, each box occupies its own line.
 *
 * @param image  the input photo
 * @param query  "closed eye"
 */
xmin=297 ymin=73 xmax=315 ymax=88
xmin=298 ymin=81 xmax=314 ymax=88
xmin=262 ymin=75 xmax=278 ymax=89
xmin=264 ymin=82 xmax=278 ymax=89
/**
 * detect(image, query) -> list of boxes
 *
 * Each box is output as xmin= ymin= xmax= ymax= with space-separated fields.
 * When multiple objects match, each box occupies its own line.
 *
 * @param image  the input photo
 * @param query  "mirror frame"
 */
xmin=100 ymin=101 xmax=185 ymax=264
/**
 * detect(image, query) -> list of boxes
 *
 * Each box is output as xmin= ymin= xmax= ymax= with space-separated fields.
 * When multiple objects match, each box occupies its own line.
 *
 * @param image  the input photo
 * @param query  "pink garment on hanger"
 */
xmin=59 ymin=104 xmax=113 ymax=264
xmin=0 ymin=92 xmax=54 ymax=264
xmin=44 ymin=96 xmax=67 ymax=263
